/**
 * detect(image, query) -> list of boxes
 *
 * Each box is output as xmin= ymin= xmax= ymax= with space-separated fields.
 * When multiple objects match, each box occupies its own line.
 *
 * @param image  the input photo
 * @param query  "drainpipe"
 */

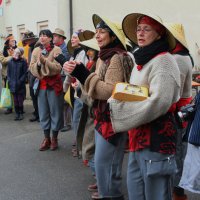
xmin=69 ymin=0 xmax=73 ymax=36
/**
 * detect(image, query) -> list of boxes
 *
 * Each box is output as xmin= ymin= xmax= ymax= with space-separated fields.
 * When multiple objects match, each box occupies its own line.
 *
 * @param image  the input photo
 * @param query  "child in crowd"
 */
xmin=7 ymin=47 xmax=27 ymax=120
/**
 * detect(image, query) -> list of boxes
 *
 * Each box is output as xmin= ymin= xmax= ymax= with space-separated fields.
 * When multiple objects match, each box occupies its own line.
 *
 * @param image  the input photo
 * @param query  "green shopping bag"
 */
xmin=0 ymin=82 xmax=12 ymax=108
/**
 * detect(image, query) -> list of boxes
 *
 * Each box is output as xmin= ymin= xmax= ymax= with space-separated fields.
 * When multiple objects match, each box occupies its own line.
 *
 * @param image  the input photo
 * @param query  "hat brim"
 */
xmin=92 ymin=14 xmax=127 ymax=50
xmin=164 ymin=23 xmax=188 ymax=49
xmin=122 ymin=13 xmax=176 ymax=50
xmin=78 ymin=30 xmax=95 ymax=42
xmin=68 ymin=30 xmax=95 ymax=55
xmin=79 ymin=38 xmax=100 ymax=52
xmin=53 ymin=32 xmax=66 ymax=39
xmin=22 ymin=37 xmax=38 ymax=42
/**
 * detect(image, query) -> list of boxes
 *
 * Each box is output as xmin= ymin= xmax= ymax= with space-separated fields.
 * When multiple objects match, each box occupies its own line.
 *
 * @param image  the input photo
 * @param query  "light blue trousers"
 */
xmin=127 ymin=149 xmax=173 ymax=200
xmin=94 ymin=130 xmax=126 ymax=198
xmin=72 ymin=98 xmax=83 ymax=136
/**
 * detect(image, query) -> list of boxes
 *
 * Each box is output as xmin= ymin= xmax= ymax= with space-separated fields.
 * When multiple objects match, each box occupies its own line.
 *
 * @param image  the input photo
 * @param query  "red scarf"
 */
xmin=171 ymin=43 xmax=185 ymax=54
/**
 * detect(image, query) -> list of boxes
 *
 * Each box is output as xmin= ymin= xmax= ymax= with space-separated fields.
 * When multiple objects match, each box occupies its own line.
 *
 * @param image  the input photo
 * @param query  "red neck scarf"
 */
xmin=171 ymin=43 xmax=185 ymax=54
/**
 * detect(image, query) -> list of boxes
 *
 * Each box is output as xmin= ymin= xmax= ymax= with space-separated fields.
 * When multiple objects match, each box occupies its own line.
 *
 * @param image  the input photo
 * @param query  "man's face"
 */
xmin=53 ymin=34 xmax=63 ymax=45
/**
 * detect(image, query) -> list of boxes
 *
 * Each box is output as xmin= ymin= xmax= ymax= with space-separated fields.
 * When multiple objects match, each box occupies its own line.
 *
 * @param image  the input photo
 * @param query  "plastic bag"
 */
xmin=0 ymin=82 xmax=12 ymax=108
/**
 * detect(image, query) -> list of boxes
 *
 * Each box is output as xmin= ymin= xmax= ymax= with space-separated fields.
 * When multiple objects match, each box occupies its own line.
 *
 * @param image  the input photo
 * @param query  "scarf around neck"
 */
xmin=171 ymin=42 xmax=194 ymax=66
xmin=99 ymin=43 xmax=126 ymax=61
xmin=73 ymin=47 xmax=83 ymax=59
xmin=134 ymin=38 xmax=169 ymax=66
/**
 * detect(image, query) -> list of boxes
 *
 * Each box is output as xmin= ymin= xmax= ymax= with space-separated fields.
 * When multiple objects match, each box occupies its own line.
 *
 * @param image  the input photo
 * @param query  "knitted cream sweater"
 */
xmin=173 ymin=54 xmax=192 ymax=98
xmin=109 ymin=53 xmax=181 ymax=133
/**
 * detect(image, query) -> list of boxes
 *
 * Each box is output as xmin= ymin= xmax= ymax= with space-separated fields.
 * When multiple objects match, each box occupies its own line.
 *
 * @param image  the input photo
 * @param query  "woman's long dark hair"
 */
xmin=3 ymin=41 xmax=17 ymax=57
xmin=39 ymin=29 xmax=54 ymax=49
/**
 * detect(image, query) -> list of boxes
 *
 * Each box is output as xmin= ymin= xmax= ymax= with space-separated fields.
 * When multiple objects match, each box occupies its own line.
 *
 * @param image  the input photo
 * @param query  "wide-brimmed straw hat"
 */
xmin=79 ymin=38 xmax=100 ymax=52
xmin=92 ymin=14 xmax=127 ymax=50
xmin=22 ymin=30 xmax=38 ymax=42
xmin=164 ymin=23 xmax=188 ymax=49
xmin=53 ymin=28 xmax=67 ymax=39
xmin=67 ymin=30 xmax=95 ymax=55
xmin=122 ymin=12 xmax=176 ymax=50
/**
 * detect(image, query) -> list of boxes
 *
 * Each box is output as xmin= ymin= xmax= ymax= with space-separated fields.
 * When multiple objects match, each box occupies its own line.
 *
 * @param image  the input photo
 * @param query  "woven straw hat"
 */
xmin=164 ymin=23 xmax=188 ymax=49
xmin=53 ymin=28 xmax=66 ymax=39
xmin=92 ymin=14 xmax=127 ymax=50
xmin=67 ymin=30 xmax=95 ymax=55
xmin=122 ymin=12 xmax=176 ymax=50
xmin=79 ymin=38 xmax=100 ymax=52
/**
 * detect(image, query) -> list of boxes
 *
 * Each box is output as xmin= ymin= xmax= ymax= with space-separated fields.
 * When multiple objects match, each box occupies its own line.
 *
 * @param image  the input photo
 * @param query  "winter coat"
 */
xmin=7 ymin=58 xmax=28 ymax=94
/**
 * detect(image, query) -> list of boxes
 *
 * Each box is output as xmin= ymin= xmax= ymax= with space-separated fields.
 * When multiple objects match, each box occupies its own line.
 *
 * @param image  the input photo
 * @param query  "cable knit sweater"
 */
xmin=173 ymin=54 xmax=192 ymax=98
xmin=109 ymin=52 xmax=181 ymax=133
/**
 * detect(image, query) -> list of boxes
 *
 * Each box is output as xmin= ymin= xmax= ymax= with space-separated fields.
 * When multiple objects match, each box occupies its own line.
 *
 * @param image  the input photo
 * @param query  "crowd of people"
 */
xmin=0 ymin=11 xmax=199 ymax=200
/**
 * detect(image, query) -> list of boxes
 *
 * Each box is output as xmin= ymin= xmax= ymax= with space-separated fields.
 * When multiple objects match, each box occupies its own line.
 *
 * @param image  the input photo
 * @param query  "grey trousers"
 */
xmin=127 ymin=149 xmax=174 ymax=200
xmin=38 ymin=89 xmax=64 ymax=132
xmin=173 ymin=128 xmax=187 ymax=187
xmin=94 ymin=130 xmax=126 ymax=198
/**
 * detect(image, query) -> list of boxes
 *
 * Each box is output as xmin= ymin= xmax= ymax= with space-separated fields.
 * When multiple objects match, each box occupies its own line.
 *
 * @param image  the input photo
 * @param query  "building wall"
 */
xmin=0 ymin=0 xmax=200 ymax=66
xmin=0 ymin=0 xmax=70 ymax=46
xmin=72 ymin=0 xmax=200 ymax=67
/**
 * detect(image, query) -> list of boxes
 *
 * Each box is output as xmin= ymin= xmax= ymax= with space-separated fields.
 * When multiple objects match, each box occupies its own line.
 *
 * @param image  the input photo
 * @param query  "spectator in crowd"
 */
xmin=7 ymin=47 xmax=27 ymax=120
xmin=53 ymin=28 xmax=71 ymax=132
xmin=29 ymin=29 xmax=63 ymax=151
xmin=0 ymin=34 xmax=17 ymax=114
xmin=63 ymin=29 xmax=91 ymax=157
xmin=75 ymin=38 xmax=99 ymax=192
xmin=21 ymin=30 xmax=40 ymax=122
xmin=165 ymin=23 xmax=193 ymax=200
xmin=109 ymin=13 xmax=180 ymax=200
xmin=63 ymin=14 xmax=133 ymax=200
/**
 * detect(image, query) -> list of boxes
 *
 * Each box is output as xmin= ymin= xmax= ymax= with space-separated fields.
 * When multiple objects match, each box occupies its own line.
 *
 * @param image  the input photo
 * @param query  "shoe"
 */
xmin=60 ymin=125 xmax=71 ymax=132
xmin=39 ymin=138 xmax=51 ymax=151
xmin=173 ymin=193 xmax=188 ymax=200
xmin=50 ymin=138 xmax=58 ymax=151
xmin=83 ymin=160 xmax=89 ymax=167
xmin=91 ymin=192 xmax=101 ymax=199
xmin=29 ymin=116 xmax=39 ymax=122
xmin=18 ymin=114 xmax=24 ymax=121
xmin=4 ymin=109 xmax=12 ymax=114
xmin=72 ymin=140 xmax=76 ymax=147
xmin=88 ymin=183 xmax=98 ymax=192
xmin=72 ymin=149 xmax=78 ymax=157
xmin=14 ymin=114 xmax=20 ymax=121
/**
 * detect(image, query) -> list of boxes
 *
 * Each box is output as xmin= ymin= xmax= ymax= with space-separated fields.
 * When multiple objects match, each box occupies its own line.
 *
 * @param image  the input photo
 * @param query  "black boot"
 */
xmin=18 ymin=106 xmax=24 ymax=120
xmin=14 ymin=106 xmax=20 ymax=121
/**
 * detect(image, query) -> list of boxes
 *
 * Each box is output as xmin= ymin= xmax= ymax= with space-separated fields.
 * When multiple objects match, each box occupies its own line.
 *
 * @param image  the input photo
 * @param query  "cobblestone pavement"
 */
xmin=0 ymin=100 xmax=199 ymax=200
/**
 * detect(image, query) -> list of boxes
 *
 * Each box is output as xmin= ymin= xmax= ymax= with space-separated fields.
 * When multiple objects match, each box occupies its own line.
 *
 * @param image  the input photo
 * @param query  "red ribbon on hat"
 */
xmin=138 ymin=16 xmax=166 ymax=36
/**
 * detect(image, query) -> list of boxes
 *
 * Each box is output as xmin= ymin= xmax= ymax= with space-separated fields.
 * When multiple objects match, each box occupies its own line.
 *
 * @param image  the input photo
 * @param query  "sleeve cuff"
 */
xmin=71 ymin=63 xmax=90 ymax=85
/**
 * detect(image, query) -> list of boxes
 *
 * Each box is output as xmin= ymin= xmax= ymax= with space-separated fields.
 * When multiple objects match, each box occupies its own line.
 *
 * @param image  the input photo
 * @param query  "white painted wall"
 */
xmin=0 ymin=0 xmax=200 ymax=66
xmin=72 ymin=0 xmax=200 ymax=66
